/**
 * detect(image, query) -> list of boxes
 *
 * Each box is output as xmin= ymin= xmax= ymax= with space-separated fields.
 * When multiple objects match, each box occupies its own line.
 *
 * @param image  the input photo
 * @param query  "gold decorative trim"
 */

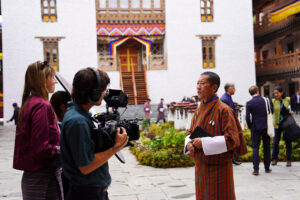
xmin=196 ymin=34 xmax=220 ymax=40
xmin=35 ymin=36 xmax=65 ymax=42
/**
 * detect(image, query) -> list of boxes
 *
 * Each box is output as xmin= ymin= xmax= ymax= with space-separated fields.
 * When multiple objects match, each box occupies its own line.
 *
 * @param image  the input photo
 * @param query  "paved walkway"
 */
xmin=1 ymin=125 xmax=300 ymax=200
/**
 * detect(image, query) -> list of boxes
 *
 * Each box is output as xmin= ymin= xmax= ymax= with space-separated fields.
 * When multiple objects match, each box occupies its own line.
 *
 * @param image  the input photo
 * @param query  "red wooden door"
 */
xmin=119 ymin=47 xmax=138 ymax=72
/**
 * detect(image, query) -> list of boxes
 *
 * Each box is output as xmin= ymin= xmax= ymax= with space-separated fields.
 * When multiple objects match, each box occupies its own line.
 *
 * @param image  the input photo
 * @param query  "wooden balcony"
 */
xmin=254 ymin=15 xmax=300 ymax=44
xmin=97 ymin=9 xmax=165 ymax=24
xmin=256 ymin=51 xmax=300 ymax=76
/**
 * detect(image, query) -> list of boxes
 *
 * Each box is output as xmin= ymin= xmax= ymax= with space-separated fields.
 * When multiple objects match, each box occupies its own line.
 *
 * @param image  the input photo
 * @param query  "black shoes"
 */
xmin=252 ymin=171 xmax=259 ymax=176
xmin=265 ymin=169 xmax=272 ymax=173
xmin=271 ymin=160 xmax=277 ymax=165
xmin=252 ymin=169 xmax=271 ymax=176
xmin=232 ymin=159 xmax=241 ymax=165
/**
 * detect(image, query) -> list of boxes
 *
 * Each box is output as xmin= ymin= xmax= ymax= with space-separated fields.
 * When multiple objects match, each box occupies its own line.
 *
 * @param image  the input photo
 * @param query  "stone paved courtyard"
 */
xmin=1 ymin=115 xmax=300 ymax=200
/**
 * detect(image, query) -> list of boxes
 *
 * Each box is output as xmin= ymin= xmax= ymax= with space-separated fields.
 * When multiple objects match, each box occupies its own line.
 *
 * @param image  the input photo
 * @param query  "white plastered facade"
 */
xmin=2 ymin=0 xmax=256 ymax=121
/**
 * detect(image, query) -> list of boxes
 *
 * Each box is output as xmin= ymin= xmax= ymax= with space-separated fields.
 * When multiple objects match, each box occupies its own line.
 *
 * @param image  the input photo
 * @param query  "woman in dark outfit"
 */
xmin=271 ymin=86 xmax=292 ymax=167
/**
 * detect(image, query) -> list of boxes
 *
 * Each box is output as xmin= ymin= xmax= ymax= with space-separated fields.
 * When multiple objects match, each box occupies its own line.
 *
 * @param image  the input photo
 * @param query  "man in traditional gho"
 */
xmin=156 ymin=98 xmax=166 ymax=123
xmin=185 ymin=71 xmax=247 ymax=200
xmin=143 ymin=98 xmax=151 ymax=119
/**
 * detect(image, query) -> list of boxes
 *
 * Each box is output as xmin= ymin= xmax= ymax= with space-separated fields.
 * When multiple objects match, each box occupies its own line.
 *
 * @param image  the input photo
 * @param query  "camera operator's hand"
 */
xmin=112 ymin=127 xmax=129 ymax=153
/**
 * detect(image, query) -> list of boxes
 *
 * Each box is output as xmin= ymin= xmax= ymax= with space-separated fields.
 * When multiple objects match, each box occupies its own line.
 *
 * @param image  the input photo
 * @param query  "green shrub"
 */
xmin=133 ymin=124 xmax=300 ymax=166
xmin=239 ymin=129 xmax=300 ymax=162
xmin=141 ymin=118 xmax=150 ymax=130
xmin=131 ymin=123 xmax=194 ymax=168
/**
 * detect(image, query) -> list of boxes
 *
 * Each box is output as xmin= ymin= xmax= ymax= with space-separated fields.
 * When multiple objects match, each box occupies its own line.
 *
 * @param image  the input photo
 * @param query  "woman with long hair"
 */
xmin=13 ymin=61 xmax=63 ymax=200
xmin=271 ymin=86 xmax=292 ymax=167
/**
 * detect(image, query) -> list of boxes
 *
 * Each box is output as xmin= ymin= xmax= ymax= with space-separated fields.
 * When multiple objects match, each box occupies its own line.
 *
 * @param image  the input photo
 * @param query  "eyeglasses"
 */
xmin=37 ymin=61 xmax=49 ymax=71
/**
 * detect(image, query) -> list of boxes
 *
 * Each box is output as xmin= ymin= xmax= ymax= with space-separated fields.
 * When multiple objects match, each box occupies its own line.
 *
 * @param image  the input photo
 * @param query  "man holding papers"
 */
xmin=185 ymin=71 xmax=247 ymax=200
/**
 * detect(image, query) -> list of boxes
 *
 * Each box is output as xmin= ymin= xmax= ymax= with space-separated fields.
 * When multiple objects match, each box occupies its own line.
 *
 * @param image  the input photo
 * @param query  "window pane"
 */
xmin=53 ymin=49 xmax=57 ymax=62
xmin=209 ymin=47 xmax=213 ymax=59
xmin=143 ymin=0 xmax=151 ymax=8
xmin=120 ymin=0 xmax=129 ymax=8
xmin=109 ymin=0 xmax=117 ymax=8
xmin=132 ymin=0 xmax=140 ymax=8
xmin=100 ymin=0 xmax=106 ymax=8
xmin=51 ymin=8 xmax=55 ymax=14
xmin=44 ymin=8 xmax=49 ymax=14
xmin=43 ymin=0 xmax=48 ymax=7
xmin=207 ymin=9 xmax=210 ymax=14
xmin=50 ymin=0 xmax=55 ymax=7
xmin=203 ymin=47 xmax=206 ymax=60
xmin=46 ymin=49 xmax=51 ymax=62
xmin=154 ymin=0 xmax=160 ymax=8
xmin=201 ymin=1 xmax=205 ymax=7
xmin=207 ymin=1 xmax=210 ymax=7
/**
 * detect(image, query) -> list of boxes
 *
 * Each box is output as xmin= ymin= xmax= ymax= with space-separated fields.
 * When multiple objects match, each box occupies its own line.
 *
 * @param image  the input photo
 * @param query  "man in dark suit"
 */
xmin=296 ymin=91 xmax=300 ymax=115
xmin=246 ymin=86 xmax=271 ymax=176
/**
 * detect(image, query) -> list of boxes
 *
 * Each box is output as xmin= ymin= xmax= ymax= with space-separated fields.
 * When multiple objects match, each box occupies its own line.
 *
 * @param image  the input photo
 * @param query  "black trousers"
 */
xmin=296 ymin=103 xmax=300 ymax=114
xmin=66 ymin=185 xmax=109 ymax=200
xmin=251 ymin=128 xmax=271 ymax=172
xmin=272 ymin=128 xmax=292 ymax=161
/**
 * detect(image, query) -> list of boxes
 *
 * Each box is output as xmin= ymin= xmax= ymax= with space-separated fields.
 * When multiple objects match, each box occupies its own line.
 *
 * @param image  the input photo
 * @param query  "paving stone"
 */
xmin=1 ymin=115 xmax=300 ymax=200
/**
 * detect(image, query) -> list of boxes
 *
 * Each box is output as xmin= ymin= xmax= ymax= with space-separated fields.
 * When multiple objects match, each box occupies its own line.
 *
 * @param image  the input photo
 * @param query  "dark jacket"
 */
xmin=246 ymin=95 xmax=268 ymax=131
xmin=10 ymin=107 xmax=20 ymax=125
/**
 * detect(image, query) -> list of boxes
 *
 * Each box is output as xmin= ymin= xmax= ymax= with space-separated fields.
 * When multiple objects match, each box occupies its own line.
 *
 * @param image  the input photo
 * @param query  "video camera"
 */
xmin=91 ymin=89 xmax=140 ymax=153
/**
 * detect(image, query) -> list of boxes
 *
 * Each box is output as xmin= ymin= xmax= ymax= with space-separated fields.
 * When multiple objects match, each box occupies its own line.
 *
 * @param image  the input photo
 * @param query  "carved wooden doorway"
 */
xmin=118 ymin=39 xmax=148 ymax=104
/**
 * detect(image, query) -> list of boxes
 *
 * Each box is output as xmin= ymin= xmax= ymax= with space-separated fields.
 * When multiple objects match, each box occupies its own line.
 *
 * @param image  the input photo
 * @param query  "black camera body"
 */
xmin=91 ymin=89 xmax=140 ymax=153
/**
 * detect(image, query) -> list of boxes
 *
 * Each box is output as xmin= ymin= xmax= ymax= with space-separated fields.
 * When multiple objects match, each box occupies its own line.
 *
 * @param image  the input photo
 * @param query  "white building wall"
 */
xmin=161 ymin=0 xmax=256 ymax=105
xmin=2 ymin=0 xmax=98 ymax=121
xmin=2 ymin=0 xmax=256 ymax=119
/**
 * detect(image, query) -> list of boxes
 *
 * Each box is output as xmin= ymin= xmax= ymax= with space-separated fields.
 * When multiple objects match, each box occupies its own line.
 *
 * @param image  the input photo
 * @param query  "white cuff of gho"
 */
xmin=184 ymin=135 xmax=192 ymax=155
xmin=201 ymin=136 xmax=227 ymax=155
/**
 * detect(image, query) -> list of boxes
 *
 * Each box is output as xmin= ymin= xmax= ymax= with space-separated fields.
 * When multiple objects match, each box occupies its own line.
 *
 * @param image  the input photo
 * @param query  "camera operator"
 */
xmin=60 ymin=68 xmax=128 ymax=200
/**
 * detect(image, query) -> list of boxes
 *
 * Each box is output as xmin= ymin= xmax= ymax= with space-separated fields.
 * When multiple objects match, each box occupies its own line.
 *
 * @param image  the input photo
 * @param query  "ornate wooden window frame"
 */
xmin=200 ymin=0 xmax=213 ymax=22
xmin=96 ymin=0 xmax=165 ymax=23
xmin=36 ymin=37 xmax=64 ymax=71
xmin=197 ymin=35 xmax=220 ymax=69
xmin=41 ymin=0 xmax=57 ymax=22
xmin=97 ymin=0 xmax=164 ymax=13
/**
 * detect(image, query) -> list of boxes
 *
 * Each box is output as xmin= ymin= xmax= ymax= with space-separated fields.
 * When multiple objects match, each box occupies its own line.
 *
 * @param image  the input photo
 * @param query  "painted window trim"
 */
xmin=196 ymin=35 xmax=220 ymax=69
xmin=41 ymin=0 xmax=57 ymax=22
xmin=200 ymin=0 xmax=213 ymax=22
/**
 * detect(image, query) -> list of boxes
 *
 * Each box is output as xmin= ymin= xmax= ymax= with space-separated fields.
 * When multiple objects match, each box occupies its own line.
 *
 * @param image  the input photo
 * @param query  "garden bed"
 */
xmin=131 ymin=121 xmax=300 ymax=168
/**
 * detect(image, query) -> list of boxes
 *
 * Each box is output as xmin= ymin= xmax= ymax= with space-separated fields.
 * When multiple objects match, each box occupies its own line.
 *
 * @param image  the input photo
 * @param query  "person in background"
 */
xmin=156 ymin=98 xmax=166 ymax=123
xmin=246 ymin=86 xmax=271 ymax=176
xmin=6 ymin=103 xmax=20 ymax=125
xmin=50 ymin=90 xmax=72 ymax=198
xmin=271 ymin=86 xmax=293 ymax=167
xmin=220 ymin=83 xmax=241 ymax=166
xmin=60 ymin=68 xmax=128 ymax=200
xmin=185 ymin=71 xmax=247 ymax=200
xmin=295 ymin=91 xmax=300 ymax=115
xmin=13 ymin=61 xmax=63 ymax=200
xmin=143 ymin=98 xmax=151 ymax=119
xmin=220 ymin=83 xmax=235 ymax=110
xmin=50 ymin=91 xmax=72 ymax=129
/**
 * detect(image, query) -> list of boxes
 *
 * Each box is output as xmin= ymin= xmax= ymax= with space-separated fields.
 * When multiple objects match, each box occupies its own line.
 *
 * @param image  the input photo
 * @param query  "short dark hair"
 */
xmin=201 ymin=71 xmax=220 ymax=92
xmin=72 ymin=68 xmax=110 ymax=105
xmin=273 ymin=86 xmax=286 ymax=98
xmin=248 ymin=86 xmax=258 ymax=96
xmin=12 ymin=103 xmax=18 ymax=107
xmin=224 ymin=83 xmax=235 ymax=92
xmin=50 ymin=91 xmax=71 ymax=117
